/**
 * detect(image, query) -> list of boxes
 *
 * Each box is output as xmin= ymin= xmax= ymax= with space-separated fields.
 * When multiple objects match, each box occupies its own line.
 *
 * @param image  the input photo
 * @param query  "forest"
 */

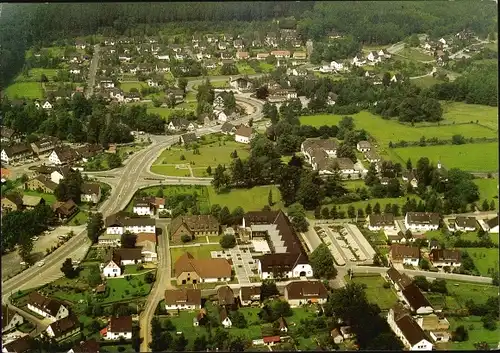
xmin=1 ymin=1 xmax=497 ymax=88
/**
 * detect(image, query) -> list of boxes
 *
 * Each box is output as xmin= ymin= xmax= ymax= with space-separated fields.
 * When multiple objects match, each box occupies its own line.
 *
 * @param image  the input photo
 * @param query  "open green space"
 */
xmin=170 ymin=244 xmax=222 ymax=263
xmin=147 ymin=107 xmax=192 ymax=119
xmin=5 ymin=82 xmax=44 ymax=99
xmin=411 ymin=75 xmax=440 ymax=89
xmin=151 ymin=134 xmax=250 ymax=175
xmin=462 ymin=248 xmax=499 ymax=276
xmin=299 ymin=111 xmax=496 ymax=147
xmin=15 ymin=68 xmax=60 ymax=83
xmin=441 ymin=102 xmax=498 ymax=130
xmin=484 ymin=42 xmax=498 ymax=52
xmin=208 ymin=185 xmax=282 ymax=211
xmin=67 ymin=210 xmax=88 ymax=226
xmin=258 ymin=62 xmax=275 ymax=73
xmin=474 ymin=178 xmax=499 ymax=201
xmin=236 ymin=62 xmax=256 ymax=75
xmin=101 ymin=273 xmax=153 ymax=304
xmin=397 ymin=47 xmax=435 ymax=61
xmin=391 ymin=143 xmax=498 ymax=172
xmin=446 ymin=316 xmax=500 ymax=350
xmin=349 ymin=274 xmax=399 ymax=310
xmin=22 ymin=190 xmax=57 ymax=205
xmin=150 ymin=165 xmax=191 ymax=177
xmin=119 ymin=81 xmax=145 ymax=92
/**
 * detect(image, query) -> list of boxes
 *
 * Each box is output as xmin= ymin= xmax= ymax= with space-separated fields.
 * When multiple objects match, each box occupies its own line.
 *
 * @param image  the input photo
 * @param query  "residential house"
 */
xmin=233 ymin=39 xmax=244 ymax=49
xmin=174 ymin=252 xmax=232 ymax=285
xmin=167 ymin=118 xmax=194 ymax=132
xmin=234 ymin=125 xmax=253 ymax=144
xmin=267 ymin=89 xmax=297 ymax=103
xmin=98 ymin=234 xmax=121 ymax=247
xmin=105 ymin=211 xmax=156 ymax=235
xmin=50 ymin=166 xmax=71 ymax=184
xmin=42 ymin=101 xmax=54 ymax=110
xmin=389 ymin=244 xmax=420 ymax=266
xmin=454 ymin=216 xmax=477 ymax=232
xmin=52 ymin=200 xmax=79 ymax=220
xmin=220 ymin=308 xmax=232 ymax=328
xmin=180 ymin=132 xmax=198 ymax=146
xmin=351 ymin=55 xmax=366 ymax=67
xmin=429 ymin=249 xmax=461 ymax=268
xmin=239 ymin=286 xmax=261 ymax=306
xmin=416 ymin=314 xmax=451 ymax=343
xmin=263 ymin=336 xmax=281 ymax=346
xmin=216 ymin=110 xmax=228 ymax=123
xmin=265 ymin=32 xmax=278 ymax=47
xmin=386 ymin=267 xmax=413 ymax=292
xmin=2 ymin=336 xmax=33 ymax=353
xmin=80 ymin=183 xmax=101 ymax=204
xmin=45 ymin=315 xmax=80 ymax=342
xmin=48 ymin=146 xmax=80 ymax=165
xmin=1 ymin=194 xmax=23 ymax=213
xmin=367 ymin=51 xmax=382 ymax=63
xmin=132 ymin=197 xmax=156 ymax=216
xmin=340 ymin=326 xmax=353 ymax=339
xmin=25 ymin=175 xmax=58 ymax=194
xmin=277 ymin=317 xmax=288 ymax=333
xmin=330 ymin=61 xmax=345 ymax=72
xmin=229 ymin=77 xmax=254 ymax=91
xmin=292 ymin=51 xmax=307 ymax=60
xmin=301 ymin=138 xmax=337 ymax=163
xmin=378 ymin=49 xmax=392 ymax=59
xmin=164 ymin=288 xmax=202 ymax=311
xmin=402 ymin=171 xmax=418 ymax=188
xmin=284 ymin=281 xmax=328 ymax=307
xmin=330 ymin=329 xmax=344 ymax=344
xmin=136 ymin=232 xmax=157 ymax=262
xmin=27 ymin=292 xmax=69 ymax=322
xmin=387 ymin=303 xmax=434 ymax=351
xmin=1 ymin=126 xmax=18 ymax=143
xmin=271 ymin=50 xmax=291 ymax=59
xmin=102 ymin=248 xmax=143 ymax=277
xmin=1 ymin=143 xmax=35 ymax=165
xmin=486 ymin=216 xmax=499 ymax=233
xmin=256 ymin=53 xmax=270 ymax=60
xmin=124 ymin=92 xmax=141 ymax=103
xmin=368 ymin=213 xmax=396 ymax=231
xmin=2 ymin=305 xmax=24 ymax=333
xmin=217 ymin=286 xmax=235 ymax=306
xmin=221 ymin=122 xmax=236 ymax=135
xmin=235 ymin=51 xmax=249 ymax=60
xmin=405 ymin=212 xmax=440 ymax=232
xmin=102 ymin=316 xmax=133 ymax=340
xmin=69 ymin=65 xmax=81 ymax=75
xmin=31 ymin=137 xmax=59 ymax=156
xmin=22 ymin=195 xmax=44 ymax=210
xmin=243 ymin=210 xmax=313 ymax=279
xmin=365 ymin=150 xmax=381 ymax=163
xmin=356 ymin=141 xmax=371 ymax=152
xmin=213 ymin=95 xmax=225 ymax=109
xmin=67 ymin=339 xmax=100 ymax=353
xmin=402 ymin=283 xmax=434 ymax=314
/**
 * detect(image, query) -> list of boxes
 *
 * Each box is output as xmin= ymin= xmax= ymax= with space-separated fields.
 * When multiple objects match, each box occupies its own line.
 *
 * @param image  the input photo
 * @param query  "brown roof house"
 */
xmin=386 ymin=267 xmax=413 ymax=292
xmin=217 ymin=286 xmax=235 ymax=307
xmin=105 ymin=211 xmax=156 ymax=234
xmin=234 ymin=125 xmax=253 ymax=144
xmin=164 ymin=288 xmax=201 ymax=311
xmin=404 ymin=212 xmax=440 ymax=232
xmin=1 ymin=143 xmax=34 ymax=165
xmin=174 ymin=252 xmax=232 ymax=285
xmin=52 ymin=199 xmax=79 ymax=220
xmin=102 ymin=316 xmax=132 ymax=341
xmin=368 ymin=213 xmax=396 ymax=231
xmin=45 ymin=314 xmax=80 ymax=342
xmin=454 ymin=216 xmax=477 ymax=232
xmin=102 ymin=248 xmax=143 ymax=277
xmin=1 ymin=194 xmax=24 ymax=213
xmin=30 ymin=137 xmax=60 ymax=156
xmin=387 ymin=303 xmax=434 ymax=350
xmin=25 ymin=175 xmax=58 ymax=194
xmin=27 ymin=292 xmax=69 ymax=322
xmin=68 ymin=339 xmax=100 ymax=353
xmin=389 ymin=244 xmax=420 ymax=267
xmin=2 ymin=335 xmax=33 ymax=353
xmin=80 ymin=183 xmax=101 ymax=204
xmin=170 ymin=215 xmax=219 ymax=242
xmin=242 ymin=210 xmax=312 ymax=279
xmin=2 ymin=305 xmax=24 ymax=333
xmin=239 ymin=286 xmax=261 ymax=306
xmin=401 ymin=283 xmax=434 ymax=315
xmin=429 ymin=249 xmax=462 ymax=268
xmin=219 ymin=307 xmax=232 ymax=328
xmin=284 ymin=280 xmax=328 ymax=307
xmin=48 ymin=146 xmax=80 ymax=165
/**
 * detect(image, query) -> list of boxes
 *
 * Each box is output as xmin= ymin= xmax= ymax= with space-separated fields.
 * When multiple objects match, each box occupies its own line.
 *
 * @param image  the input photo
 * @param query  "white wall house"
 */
xmin=106 ymin=223 xmax=156 ymax=235
xmin=132 ymin=203 xmax=154 ymax=216
xmin=48 ymin=151 xmax=66 ymax=166
xmin=257 ymin=262 xmax=313 ymax=280
xmin=387 ymin=309 xmax=434 ymax=351
xmin=42 ymin=101 xmax=53 ymax=110
xmin=405 ymin=212 xmax=440 ymax=232
xmin=50 ymin=170 xmax=66 ymax=184
xmin=217 ymin=111 xmax=228 ymax=123
xmin=102 ymin=260 xmax=121 ymax=277
xmin=27 ymin=300 xmax=68 ymax=322
xmin=1 ymin=308 xmax=24 ymax=333
xmin=103 ymin=317 xmax=133 ymax=341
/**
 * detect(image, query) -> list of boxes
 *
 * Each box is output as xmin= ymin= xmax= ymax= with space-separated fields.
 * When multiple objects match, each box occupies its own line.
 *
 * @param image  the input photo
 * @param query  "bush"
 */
xmin=181 ymin=234 xmax=192 ymax=243
xmin=220 ymin=234 xmax=236 ymax=249
xmin=144 ymin=272 xmax=155 ymax=284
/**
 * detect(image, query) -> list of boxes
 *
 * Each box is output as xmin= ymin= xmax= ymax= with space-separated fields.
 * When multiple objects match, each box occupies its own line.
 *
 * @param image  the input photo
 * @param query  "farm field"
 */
xmin=299 ymin=111 xmax=496 ymax=146
xmin=5 ymin=82 xmax=44 ymax=99
xmin=391 ymin=143 xmax=498 ymax=172
xmin=169 ymin=244 xmax=222 ymax=263
xmin=350 ymin=275 xmax=398 ymax=310
xmin=474 ymin=178 xmax=499 ymax=201
xmin=208 ymin=185 xmax=282 ymax=211
xmin=462 ymin=248 xmax=499 ymax=276
xmin=151 ymin=135 xmax=250 ymax=175
xmin=441 ymin=102 xmax=498 ymax=130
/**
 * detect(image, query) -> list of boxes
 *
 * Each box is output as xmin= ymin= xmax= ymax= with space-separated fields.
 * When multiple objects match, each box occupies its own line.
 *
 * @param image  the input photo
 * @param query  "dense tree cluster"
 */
xmin=309 ymin=36 xmax=362 ymax=64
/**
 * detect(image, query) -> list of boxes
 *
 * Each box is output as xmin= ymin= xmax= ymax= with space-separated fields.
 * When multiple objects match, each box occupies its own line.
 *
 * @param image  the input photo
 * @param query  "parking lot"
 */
xmin=1 ymin=225 xmax=86 ymax=281
xmin=211 ymin=246 xmax=258 ymax=285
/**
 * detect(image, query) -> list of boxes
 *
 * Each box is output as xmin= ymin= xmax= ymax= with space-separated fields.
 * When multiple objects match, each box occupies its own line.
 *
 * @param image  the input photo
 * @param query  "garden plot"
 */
xmin=344 ymin=224 xmax=376 ymax=262
xmin=314 ymin=227 xmax=345 ymax=266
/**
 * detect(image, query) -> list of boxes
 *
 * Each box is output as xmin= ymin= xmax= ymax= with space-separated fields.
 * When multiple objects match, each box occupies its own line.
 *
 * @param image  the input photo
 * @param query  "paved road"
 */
xmin=85 ymin=44 xmax=100 ymax=98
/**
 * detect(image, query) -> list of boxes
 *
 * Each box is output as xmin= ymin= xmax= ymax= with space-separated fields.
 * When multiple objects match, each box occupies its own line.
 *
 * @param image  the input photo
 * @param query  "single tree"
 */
xmin=482 ymin=199 xmax=490 ymax=211
xmin=309 ymin=243 xmax=337 ymax=279
xmin=268 ymin=189 xmax=273 ymax=206
xmin=365 ymin=203 xmax=372 ymax=215
xmin=121 ymin=231 xmax=137 ymax=248
xmin=61 ymin=258 xmax=77 ymax=278
xmin=220 ymin=234 xmax=236 ymax=248
xmin=373 ymin=202 xmax=381 ymax=214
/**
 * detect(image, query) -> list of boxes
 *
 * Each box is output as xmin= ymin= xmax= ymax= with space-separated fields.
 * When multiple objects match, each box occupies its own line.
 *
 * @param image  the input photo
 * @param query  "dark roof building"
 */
xmin=164 ymin=288 xmax=201 ymax=307
xmin=401 ymin=283 xmax=433 ymax=313
xmin=386 ymin=266 xmax=413 ymax=290
xmin=108 ymin=316 xmax=132 ymax=333
xmin=284 ymin=280 xmax=328 ymax=302
xmin=369 ymin=213 xmax=395 ymax=228
xmin=27 ymin=292 xmax=65 ymax=317
xmin=217 ymin=286 xmax=235 ymax=306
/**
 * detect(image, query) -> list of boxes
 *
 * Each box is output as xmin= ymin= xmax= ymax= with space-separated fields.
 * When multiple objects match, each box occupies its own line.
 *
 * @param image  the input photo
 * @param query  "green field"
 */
xmin=350 ymin=275 xmax=399 ymax=310
xmin=170 ymin=244 xmax=222 ymax=263
xmin=441 ymin=102 xmax=498 ymax=130
xmin=151 ymin=135 xmax=250 ymax=175
xmin=411 ymin=75 xmax=440 ymax=88
xmin=258 ymin=62 xmax=275 ymax=73
xmin=299 ymin=111 xmax=496 ymax=146
xmin=208 ymin=185 xmax=282 ymax=210
xmin=446 ymin=316 xmax=500 ymax=350
xmin=391 ymin=143 xmax=499 ymax=172
xmin=463 ymin=248 xmax=499 ymax=276
xmin=147 ymin=107 xmax=186 ymax=118
xmin=150 ymin=165 xmax=191 ymax=177
xmin=397 ymin=48 xmax=435 ymax=61
xmin=5 ymin=82 xmax=44 ymax=99
xmin=22 ymin=190 xmax=57 ymax=205
xmin=424 ymin=230 xmax=498 ymax=247
xmin=236 ymin=62 xmax=257 ymax=75
xmin=14 ymin=68 xmax=59 ymax=83
xmin=120 ymin=81 xmax=145 ymax=92
xmin=474 ymin=178 xmax=499 ymax=200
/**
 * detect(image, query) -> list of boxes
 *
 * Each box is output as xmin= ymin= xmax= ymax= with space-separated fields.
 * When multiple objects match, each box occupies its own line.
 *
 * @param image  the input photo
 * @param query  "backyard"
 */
xmin=445 ymin=316 xmax=500 ymax=350
xmin=462 ymin=248 xmax=499 ymax=276
xmin=22 ymin=190 xmax=57 ymax=205
xmin=348 ymin=274 xmax=399 ymax=310
xmin=169 ymin=244 xmax=222 ymax=264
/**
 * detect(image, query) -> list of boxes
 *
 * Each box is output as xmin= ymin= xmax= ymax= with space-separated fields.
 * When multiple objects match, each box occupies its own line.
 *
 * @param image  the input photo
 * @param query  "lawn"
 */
xmin=5 ymin=82 xmax=44 ymax=99
xmin=236 ymin=62 xmax=256 ymax=75
xmin=258 ymin=62 xmax=275 ymax=73
xmin=67 ymin=210 xmax=88 ymax=226
xmin=211 ymin=80 xmax=230 ymax=88
xmin=344 ymin=179 xmax=366 ymax=191
xmin=208 ymin=185 xmax=282 ymax=211
xmin=446 ymin=316 xmax=500 ymax=350
xmin=23 ymin=190 xmax=57 ymax=205
xmin=424 ymin=230 xmax=498 ymax=247
xmin=119 ymin=81 xmax=145 ymax=92
xmin=170 ymin=244 xmax=222 ymax=264
xmin=411 ymin=75 xmax=440 ymax=89
xmin=299 ymin=111 xmax=496 ymax=147
xmin=397 ymin=48 xmax=435 ymax=61
xmin=350 ymin=275 xmax=399 ymax=310
xmin=14 ymin=68 xmax=59 ymax=82
xmin=391 ymin=143 xmax=498 ymax=172
xmin=484 ymin=42 xmax=498 ymax=52
xmin=150 ymin=165 xmax=192 ymax=177
xmin=151 ymin=135 xmax=250 ymax=174
xmin=102 ymin=273 xmax=153 ymax=304
xmin=474 ymin=178 xmax=499 ymax=201
xmin=185 ymin=91 xmax=196 ymax=102
xmin=147 ymin=107 xmax=191 ymax=119
xmin=462 ymin=248 xmax=499 ymax=276
xmin=441 ymin=102 xmax=498 ymax=130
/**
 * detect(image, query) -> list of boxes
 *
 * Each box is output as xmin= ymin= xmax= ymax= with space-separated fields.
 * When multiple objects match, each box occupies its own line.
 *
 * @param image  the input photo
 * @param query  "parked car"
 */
xmin=36 ymin=261 xmax=45 ymax=267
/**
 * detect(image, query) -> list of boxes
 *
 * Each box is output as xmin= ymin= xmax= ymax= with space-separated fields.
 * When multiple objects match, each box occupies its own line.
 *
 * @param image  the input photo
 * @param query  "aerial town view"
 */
xmin=0 ymin=1 xmax=499 ymax=352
